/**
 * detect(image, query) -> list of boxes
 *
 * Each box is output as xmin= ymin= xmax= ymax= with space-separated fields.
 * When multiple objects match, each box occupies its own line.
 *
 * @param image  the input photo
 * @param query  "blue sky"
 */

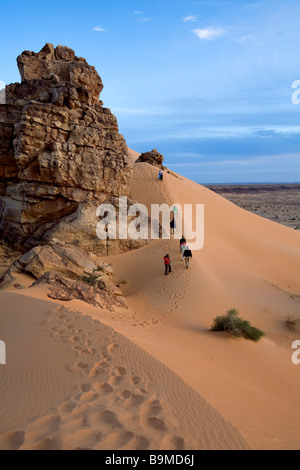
xmin=0 ymin=0 xmax=300 ymax=183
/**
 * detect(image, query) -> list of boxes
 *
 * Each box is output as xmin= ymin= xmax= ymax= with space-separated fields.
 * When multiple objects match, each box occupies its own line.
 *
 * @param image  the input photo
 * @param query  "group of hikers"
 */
xmin=164 ymin=207 xmax=193 ymax=275
xmin=164 ymin=236 xmax=192 ymax=276
xmin=158 ymin=171 xmax=192 ymax=275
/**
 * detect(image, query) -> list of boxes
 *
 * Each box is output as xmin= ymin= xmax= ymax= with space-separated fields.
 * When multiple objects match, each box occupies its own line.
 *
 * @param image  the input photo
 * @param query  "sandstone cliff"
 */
xmin=0 ymin=44 xmax=135 ymax=255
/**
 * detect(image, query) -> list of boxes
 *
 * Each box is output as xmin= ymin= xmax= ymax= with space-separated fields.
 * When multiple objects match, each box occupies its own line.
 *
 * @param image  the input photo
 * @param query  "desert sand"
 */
xmin=0 ymin=148 xmax=299 ymax=450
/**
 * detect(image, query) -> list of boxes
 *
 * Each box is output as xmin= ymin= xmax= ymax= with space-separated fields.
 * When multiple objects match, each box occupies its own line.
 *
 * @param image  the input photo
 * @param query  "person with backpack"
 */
xmin=180 ymin=235 xmax=186 ymax=247
xmin=183 ymin=246 xmax=192 ymax=269
xmin=179 ymin=236 xmax=187 ymax=258
xmin=158 ymin=170 xmax=163 ymax=181
xmin=164 ymin=254 xmax=171 ymax=275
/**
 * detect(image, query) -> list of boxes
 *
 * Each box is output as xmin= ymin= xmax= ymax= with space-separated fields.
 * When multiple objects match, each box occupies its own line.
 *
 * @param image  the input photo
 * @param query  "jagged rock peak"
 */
xmin=15 ymin=43 xmax=103 ymax=106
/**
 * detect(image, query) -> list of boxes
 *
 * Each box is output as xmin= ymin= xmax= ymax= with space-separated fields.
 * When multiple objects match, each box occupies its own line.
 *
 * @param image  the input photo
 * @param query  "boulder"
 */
xmin=135 ymin=149 xmax=164 ymax=169
xmin=31 ymin=272 xmax=127 ymax=310
xmin=4 ymin=241 xmax=111 ymax=280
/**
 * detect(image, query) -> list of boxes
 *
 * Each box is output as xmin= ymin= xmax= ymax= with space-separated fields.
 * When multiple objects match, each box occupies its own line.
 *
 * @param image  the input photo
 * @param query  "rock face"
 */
xmin=135 ymin=149 xmax=164 ymax=169
xmin=0 ymin=44 xmax=134 ymax=254
xmin=0 ymin=240 xmax=128 ymax=310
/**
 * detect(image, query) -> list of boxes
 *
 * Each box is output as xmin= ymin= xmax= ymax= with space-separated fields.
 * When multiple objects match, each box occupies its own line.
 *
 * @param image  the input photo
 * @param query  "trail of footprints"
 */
xmin=132 ymin=239 xmax=192 ymax=328
xmin=2 ymin=306 xmax=185 ymax=450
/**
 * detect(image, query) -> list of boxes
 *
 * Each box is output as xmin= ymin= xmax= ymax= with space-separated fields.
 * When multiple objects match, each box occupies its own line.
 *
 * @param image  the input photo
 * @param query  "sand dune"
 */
xmin=107 ymin=160 xmax=300 ymax=449
xmin=0 ymin=151 xmax=299 ymax=450
xmin=0 ymin=294 xmax=249 ymax=450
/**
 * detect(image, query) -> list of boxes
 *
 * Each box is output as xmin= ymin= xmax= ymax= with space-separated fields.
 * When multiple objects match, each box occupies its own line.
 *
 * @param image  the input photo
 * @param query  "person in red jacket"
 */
xmin=164 ymin=254 xmax=171 ymax=275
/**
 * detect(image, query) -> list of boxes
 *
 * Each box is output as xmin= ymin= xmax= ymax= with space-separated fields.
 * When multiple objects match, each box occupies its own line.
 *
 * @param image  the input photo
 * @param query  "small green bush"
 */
xmin=82 ymin=267 xmax=104 ymax=286
xmin=211 ymin=308 xmax=265 ymax=342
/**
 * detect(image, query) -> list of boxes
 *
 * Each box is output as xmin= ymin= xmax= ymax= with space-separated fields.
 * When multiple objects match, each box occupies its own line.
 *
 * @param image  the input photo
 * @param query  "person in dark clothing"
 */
xmin=179 ymin=236 xmax=186 ymax=248
xmin=164 ymin=254 xmax=171 ymax=275
xmin=158 ymin=170 xmax=163 ymax=181
xmin=183 ymin=246 xmax=192 ymax=269
xmin=170 ymin=217 xmax=176 ymax=235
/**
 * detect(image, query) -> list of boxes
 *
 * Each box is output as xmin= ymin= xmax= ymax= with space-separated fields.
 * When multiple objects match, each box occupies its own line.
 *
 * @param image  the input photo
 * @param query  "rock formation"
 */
xmin=0 ymin=43 xmax=135 ymax=254
xmin=0 ymin=240 xmax=128 ymax=310
xmin=135 ymin=149 xmax=164 ymax=169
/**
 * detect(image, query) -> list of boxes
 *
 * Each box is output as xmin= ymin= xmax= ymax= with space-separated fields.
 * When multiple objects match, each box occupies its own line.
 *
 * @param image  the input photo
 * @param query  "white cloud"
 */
xmin=193 ymin=27 xmax=226 ymax=40
xmin=0 ymin=80 xmax=5 ymax=90
xmin=138 ymin=17 xmax=152 ymax=23
xmin=133 ymin=10 xmax=142 ymax=15
xmin=183 ymin=15 xmax=198 ymax=22
xmin=94 ymin=26 xmax=106 ymax=32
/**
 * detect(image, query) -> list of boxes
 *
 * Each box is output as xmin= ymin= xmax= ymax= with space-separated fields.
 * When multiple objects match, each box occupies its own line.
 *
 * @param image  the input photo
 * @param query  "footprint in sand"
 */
xmin=70 ymin=336 xmax=80 ymax=343
xmin=142 ymin=416 xmax=167 ymax=432
xmin=125 ymin=394 xmax=146 ymax=406
xmin=107 ymin=343 xmax=119 ymax=352
xmin=100 ymin=352 xmax=112 ymax=362
xmin=141 ymin=398 xmax=162 ymax=416
xmin=92 ymin=382 xmax=114 ymax=395
xmin=110 ymin=366 xmax=126 ymax=377
xmin=161 ymin=435 xmax=185 ymax=450
xmin=79 ymin=391 xmax=99 ymax=403
xmin=58 ymin=401 xmax=77 ymax=414
xmin=130 ymin=375 xmax=143 ymax=385
xmin=109 ymin=376 xmax=124 ymax=386
xmin=21 ymin=436 xmax=61 ymax=450
xmin=89 ymin=410 xmax=123 ymax=430
xmin=0 ymin=430 xmax=25 ymax=450
xmin=80 ymin=384 xmax=91 ymax=392
xmin=88 ymin=362 xmax=106 ymax=379
xmin=101 ymin=430 xmax=134 ymax=449
xmin=119 ymin=390 xmax=131 ymax=399
xmin=74 ymin=362 xmax=89 ymax=371
xmin=62 ymin=429 xmax=102 ymax=450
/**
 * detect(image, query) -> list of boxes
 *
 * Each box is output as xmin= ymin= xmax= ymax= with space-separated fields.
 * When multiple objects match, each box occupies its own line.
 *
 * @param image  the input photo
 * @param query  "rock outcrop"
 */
xmin=0 ymin=240 xmax=128 ymax=310
xmin=135 ymin=149 xmax=164 ymax=169
xmin=0 ymin=44 xmax=135 ymax=254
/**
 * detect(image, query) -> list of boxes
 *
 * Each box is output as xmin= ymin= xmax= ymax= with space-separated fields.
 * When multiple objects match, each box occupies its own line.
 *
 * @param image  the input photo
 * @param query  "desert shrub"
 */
xmin=211 ymin=308 xmax=265 ymax=342
xmin=82 ymin=267 xmax=104 ymax=286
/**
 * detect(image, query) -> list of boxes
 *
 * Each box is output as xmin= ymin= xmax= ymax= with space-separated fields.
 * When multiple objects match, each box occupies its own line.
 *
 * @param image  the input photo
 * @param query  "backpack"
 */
xmin=184 ymin=249 xmax=192 ymax=258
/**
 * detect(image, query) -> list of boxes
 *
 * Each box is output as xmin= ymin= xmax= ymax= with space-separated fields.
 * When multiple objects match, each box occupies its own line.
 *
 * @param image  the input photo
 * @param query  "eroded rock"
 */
xmin=0 ymin=44 xmax=131 ymax=254
xmin=135 ymin=149 xmax=164 ymax=169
